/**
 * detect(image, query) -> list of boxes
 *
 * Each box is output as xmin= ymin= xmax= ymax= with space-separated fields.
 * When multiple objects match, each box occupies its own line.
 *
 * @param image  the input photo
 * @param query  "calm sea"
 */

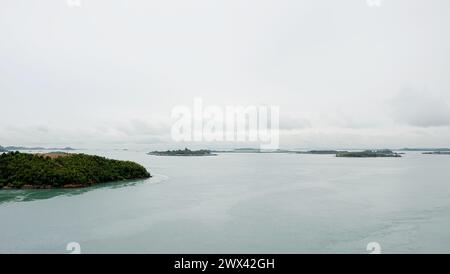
xmin=1 ymin=150 xmax=450 ymax=253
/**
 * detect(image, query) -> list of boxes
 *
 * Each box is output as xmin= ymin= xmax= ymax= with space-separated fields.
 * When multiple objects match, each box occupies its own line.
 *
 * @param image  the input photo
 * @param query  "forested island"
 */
xmin=422 ymin=151 xmax=450 ymax=155
xmin=336 ymin=150 xmax=401 ymax=158
xmin=0 ymin=152 xmax=151 ymax=189
xmin=148 ymin=148 xmax=216 ymax=156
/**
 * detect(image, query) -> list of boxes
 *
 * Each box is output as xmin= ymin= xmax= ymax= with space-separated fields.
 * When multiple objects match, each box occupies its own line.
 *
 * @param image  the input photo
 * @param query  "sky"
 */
xmin=1 ymin=0 xmax=450 ymax=149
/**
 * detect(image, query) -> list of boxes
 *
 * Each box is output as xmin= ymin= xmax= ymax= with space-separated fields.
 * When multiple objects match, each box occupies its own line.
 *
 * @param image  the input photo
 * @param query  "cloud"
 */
xmin=279 ymin=116 xmax=311 ymax=131
xmin=0 ymin=119 xmax=172 ymax=148
xmin=113 ymin=118 xmax=171 ymax=137
xmin=388 ymin=88 xmax=450 ymax=127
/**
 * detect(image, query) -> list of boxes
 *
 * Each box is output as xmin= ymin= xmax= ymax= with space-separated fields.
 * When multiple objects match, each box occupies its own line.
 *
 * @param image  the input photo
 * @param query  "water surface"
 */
xmin=1 ymin=150 xmax=450 ymax=253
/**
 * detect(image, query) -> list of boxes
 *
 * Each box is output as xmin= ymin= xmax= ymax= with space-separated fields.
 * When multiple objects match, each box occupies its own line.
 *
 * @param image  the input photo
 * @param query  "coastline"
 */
xmin=1 ymin=175 xmax=152 ymax=190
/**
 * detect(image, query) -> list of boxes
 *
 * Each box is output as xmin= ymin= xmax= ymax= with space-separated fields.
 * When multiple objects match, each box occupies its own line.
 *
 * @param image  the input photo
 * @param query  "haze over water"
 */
xmin=1 ymin=150 xmax=450 ymax=253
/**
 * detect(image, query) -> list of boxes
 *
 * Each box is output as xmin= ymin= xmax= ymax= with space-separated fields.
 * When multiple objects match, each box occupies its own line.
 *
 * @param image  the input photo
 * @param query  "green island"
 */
xmin=148 ymin=148 xmax=217 ymax=156
xmin=336 ymin=150 xmax=401 ymax=158
xmin=0 ymin=152 xmax=151 ymax=189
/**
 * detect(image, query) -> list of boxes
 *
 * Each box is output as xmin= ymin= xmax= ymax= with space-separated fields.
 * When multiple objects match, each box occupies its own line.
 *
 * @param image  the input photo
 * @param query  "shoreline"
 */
xmin=1 ymin=176 xmax=152 ymax=190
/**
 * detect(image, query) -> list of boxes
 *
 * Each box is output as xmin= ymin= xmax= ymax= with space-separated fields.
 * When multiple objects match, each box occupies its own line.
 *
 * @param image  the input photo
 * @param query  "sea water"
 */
xmin=1 ymin=150 xmax=450 ymax=253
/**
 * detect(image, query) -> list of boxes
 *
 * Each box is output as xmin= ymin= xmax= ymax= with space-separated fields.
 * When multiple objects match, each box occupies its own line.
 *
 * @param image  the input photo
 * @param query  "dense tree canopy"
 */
xmin=0 ymin=152 xmax=151 ymax=188
xmin=336 ymin=150 xmax=401 ymax=158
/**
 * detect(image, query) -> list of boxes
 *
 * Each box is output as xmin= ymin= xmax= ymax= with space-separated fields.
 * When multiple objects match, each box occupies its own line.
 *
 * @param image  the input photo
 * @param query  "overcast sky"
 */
xmin=1 ymin=0 xmax=450 ymax=149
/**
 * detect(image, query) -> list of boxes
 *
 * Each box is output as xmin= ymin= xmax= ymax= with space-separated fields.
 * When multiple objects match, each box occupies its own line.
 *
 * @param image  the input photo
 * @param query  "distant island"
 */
xmin=336 ymin=150 xmax=401 ymax=158
xmin=399 ymin=148 xmax=450 ymax=152
xmin=209 ymin=148 xmax=407 ymax=157
xmin=0 ymin=152 xmax=150 ymax=189
xmin=422 ymin=151 xmax=450 ymax=155
xmin=296 ymin=150 xmax=347 ymax=155
xmin=212 ymin=148 xmax=292 ymax=153
xmin=1 ymin=146 xmax=76 ymax=151
xmin=0 ymin=146 xmax=7 ymax=152
xmin=212 ymin=148 xmax=263 ymax=153
xmin=148 ymin=148 xmax=217 ymax=156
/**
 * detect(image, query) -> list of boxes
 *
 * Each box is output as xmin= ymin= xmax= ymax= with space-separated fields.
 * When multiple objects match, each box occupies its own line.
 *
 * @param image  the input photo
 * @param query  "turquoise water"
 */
xmin=1 ymin=150 xmax=450 ymax=253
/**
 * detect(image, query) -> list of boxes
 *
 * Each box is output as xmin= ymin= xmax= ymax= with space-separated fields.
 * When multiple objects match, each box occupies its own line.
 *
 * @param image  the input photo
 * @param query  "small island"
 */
xmin=1 ymin=146 xmax=76 ymax=151
xmin=148 ymin=148 xmax=217 ymax=156
xmin=400 ymin=148 xmax=450 ymax=152
xmin=212 ymin=148 xmax=293 ymax=153
xmin=422 ymin=151 xmax=450 ymax=155
xmin=336 ymin=150 xmax=401 ymax=158
xmin=0 ymin=145 xmax=76 ymax=153
xmin=0 ymin=152 xmax=151 ymax=189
